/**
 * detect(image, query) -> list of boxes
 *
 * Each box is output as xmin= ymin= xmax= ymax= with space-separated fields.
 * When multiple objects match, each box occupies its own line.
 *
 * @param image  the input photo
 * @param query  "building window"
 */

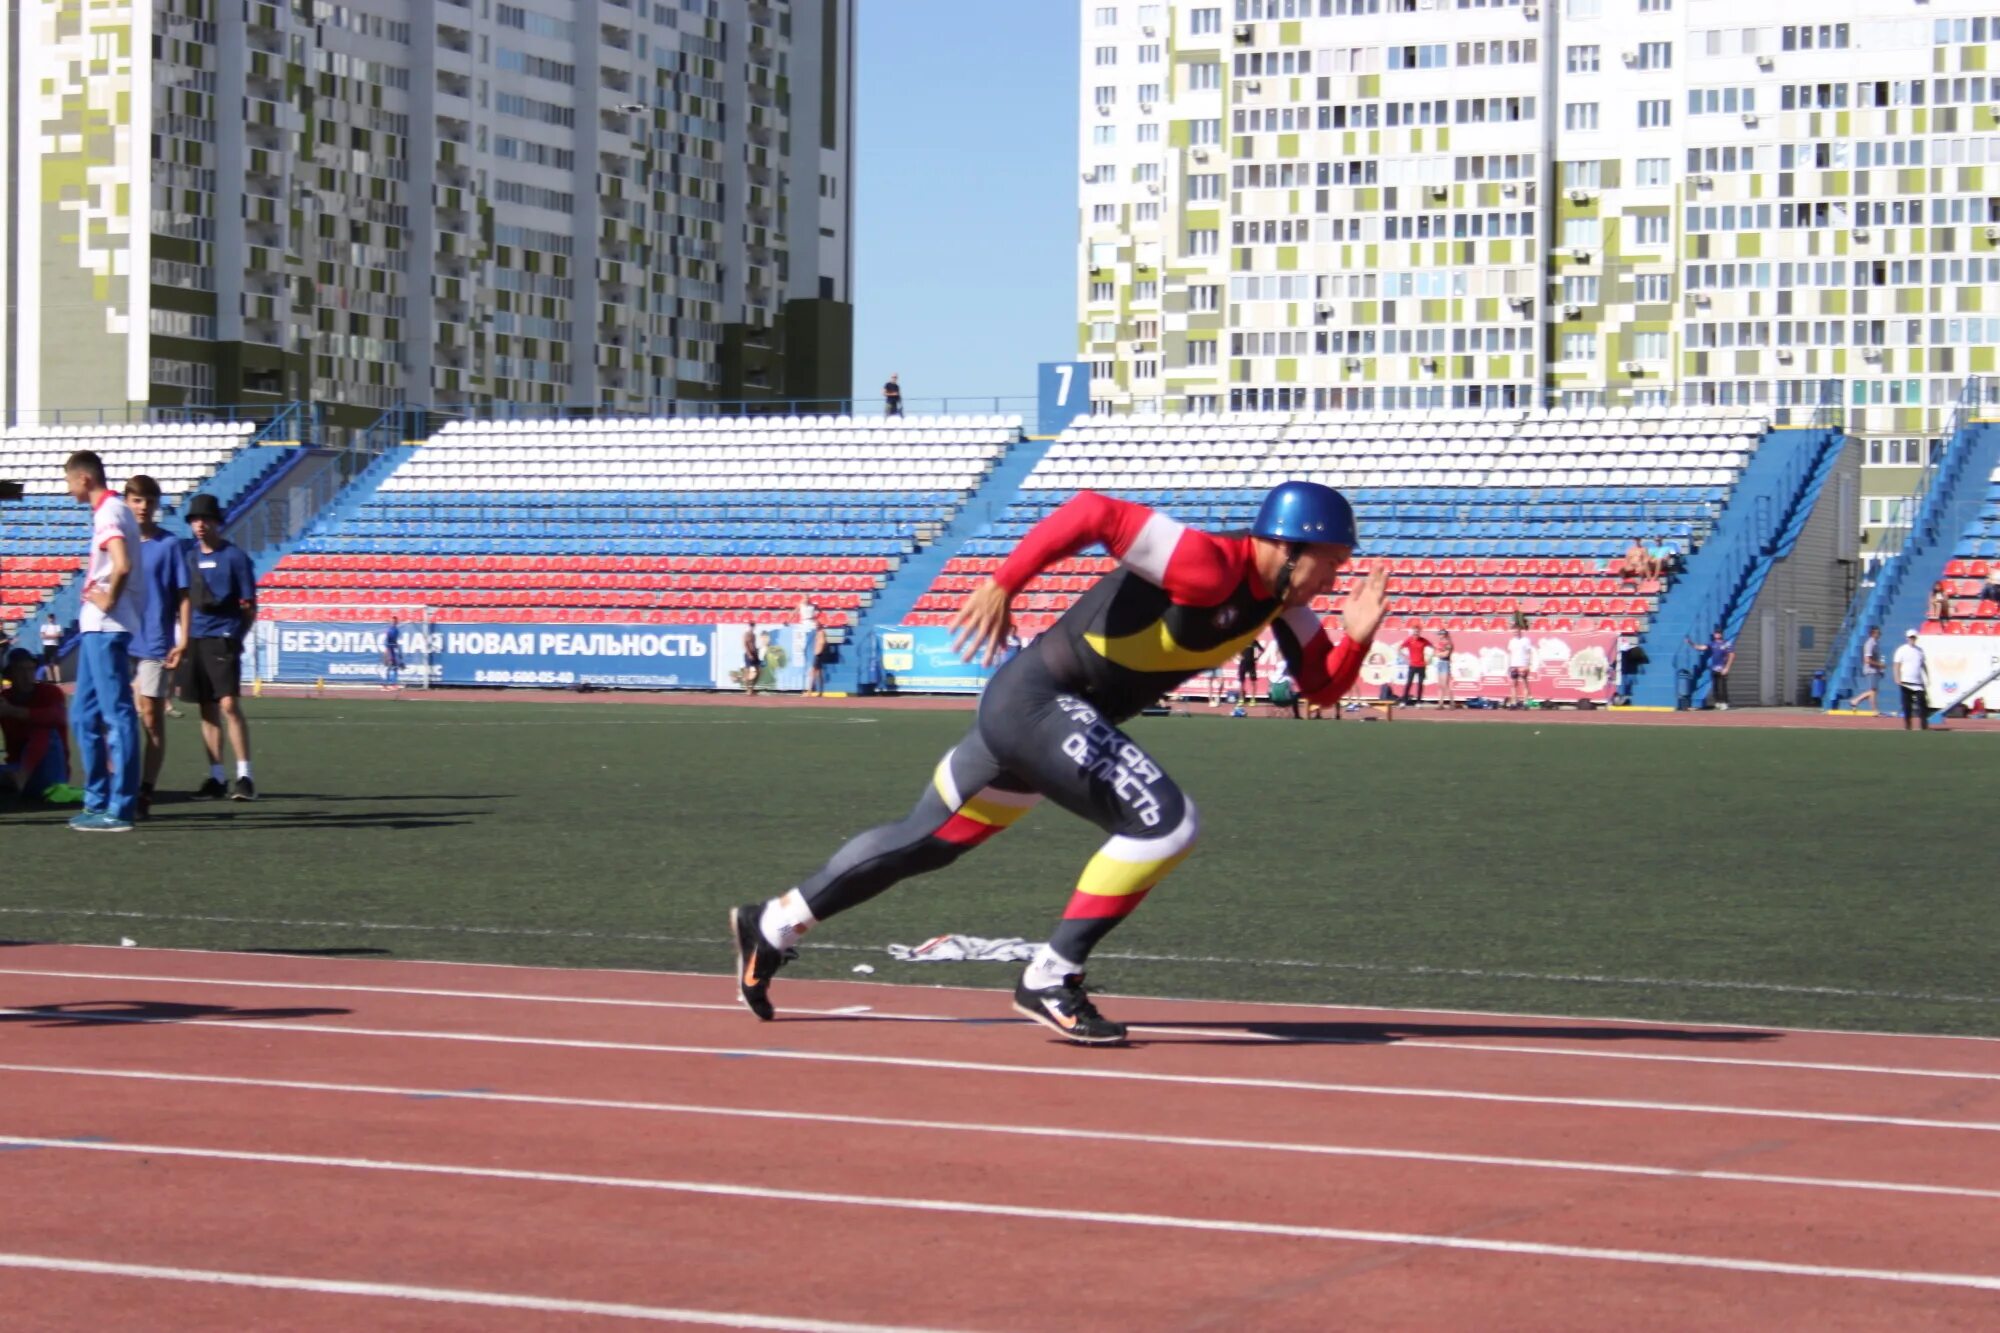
xmin=1634 ymin=42 xmax=1671 ymax=70
xmin=1564 ymin=103 xmax=1599 ymax=131
xmin=1635 ymin=157 xmax=1670 ymax=187
xmin=1134 ymin=280 xmax=1159 ymax=300
xmin=1633 ymin=273 xmax=1672 ymax=302
xmin=1630 ymin=331 xmax=1669 ymax=360
xmin=1561 ymin=160 xmax=1601 ymax=188
xmin=1637 ymin=0 xmax=1671 ymax=11
xmin=1091 ymin=206 xmax=1117 ymax=225
xmin=1138 ymin=82 xmax=1162 ymax=104
xmin=1633 ymin=214 xmax=1670 ymax=246
xmin=1187 ymin=173 xmax=1222 ymax=201
xmin=1637 ymin=99 xmax=1671 ymax=129
xmin=1561 ymin=217 xmax=1601 ymax=248
xmin=1561 ymin=332 xmax=1597 ymax=362
xmin=1089 ymin=281 xmax=1116 ymax=303
xmin=1190 ymin=8 xmax=1221 ymax=35
xmin=1188 ymin=284 xmax=1220 ymax=311
xmin=1189 ymin=118 xmax=1220 ymax=144
xmin=1137 ymin=122 xmax=1160 ymax=143
xmin=1187 ymin=340 xmax=1218 ymax=365
xmin=1187 ymin=229 xmax=1219 ymax=256
xmin=1092 ymin=125 xmax=1116 ymax=145
xmin=1094 ymin=86 xmax=1116 ymax=109
xmin=1565 ymin=0 xmax=1600 ymax=17
xmin=1138 ymin=44 xmax=1161 ymax=63
xmin=1566 ymin=45 xmax=1599 ymax=74
xmin=1090 ymin=321 xmax=1118 ymax=342
xmin=1095 ymin=46 xmax=1117 ymax=66
xmin=1563 ymin=275 xmax=1599 ymax=305
xmin=1095 ymin=6 xmax=1118 ymax=26
xmin=1188 ymin=62 xmax=1221 ymax=91
xmin=1136 ymin=202 xmax=1160 ymax=222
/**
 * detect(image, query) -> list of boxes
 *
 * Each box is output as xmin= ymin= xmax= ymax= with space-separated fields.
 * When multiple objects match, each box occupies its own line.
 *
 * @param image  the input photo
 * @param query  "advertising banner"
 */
xmin=874 ymin=625 xmax=1002 ymax=693
xmin=1917 ymin=633 xmax=2000 ymax=710
xmin=260 ymin=620 xmax=810 ymax=691
xmin=1359 ymin=628 xmax=1619 ymax=703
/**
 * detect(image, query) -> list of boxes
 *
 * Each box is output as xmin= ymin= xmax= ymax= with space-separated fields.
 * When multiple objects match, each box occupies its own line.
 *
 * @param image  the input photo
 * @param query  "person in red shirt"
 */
xmin=1400 ymin=626 xmax=1434 ymax=705
xmin=729 ymin=482 xmax=1390 ymax=1044
xmin=0 ymin=647 xmax=78 ymax=804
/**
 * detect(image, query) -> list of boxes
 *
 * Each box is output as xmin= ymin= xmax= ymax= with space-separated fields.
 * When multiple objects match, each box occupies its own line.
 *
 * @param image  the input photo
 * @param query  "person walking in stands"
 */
xmin=1506 ymin=622 xmax=1535 ymax=708
xmin=180 ymin=494 xmax=258 ymax=800
xmin=39 ymin=614 xmax=63 ymax=684
xmin=1850 ymin=625 xmax=1886 ymax=716
xmin=122 ymin=475 xmax=189 ymax=820
xmin=1400 ymin=625 xmax=1433 ymax=706
xmin=381 ymin=615 xmax=403 ymax=691
xmin=1434 ymin=627 xmax=1456 ymax=708
xmin=63 ymin=450 xmax=148 ymax=831
xmin=883 ymin=372 xmax=903 ymax=418
xmin=1893 ymin=629 xmax=1931 ymax=730
xmin=728 ymin=482 xmax=1389 ymax=1045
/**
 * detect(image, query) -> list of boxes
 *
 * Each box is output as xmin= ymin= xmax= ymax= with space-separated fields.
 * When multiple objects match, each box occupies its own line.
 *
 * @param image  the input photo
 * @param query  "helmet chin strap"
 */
xmin=1271 ymin=541 xmax=1305 ymax=602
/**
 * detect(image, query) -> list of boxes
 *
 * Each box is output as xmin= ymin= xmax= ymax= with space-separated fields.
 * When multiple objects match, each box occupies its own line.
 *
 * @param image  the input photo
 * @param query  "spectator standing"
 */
xmin=738 ymin=625 xmax=762 ymax=694
xmin=64 ymin=450 xmax=147 ymax=831
xmin=1850 ymin=625 xmax=1886 ymax=715
xmin=123 ymin=475 xmax=189 ymax=820
xmin=883 ymin=373 xmax=903 ymax=418
xmin=0 ymin=647 xmax=81 ymax=806
xmin=1893 ymin=629 xmax=1930 ymax=730
xmin=1435 ymin=628 xmax=1456 ymax=708
xmin=798 ymin=597 xmax=826 ymax=696
xmin=1236 ymin=639 xmax=1258 ymax=706
xmin=1400 ymin=626 xmax=1433 ymax=705
xmin=180 ymin=493 xmax=259 ymax=800
xmin=39 ymin=614 xmax=63 ymax=683
xmin=382 ymin=615 xmax=403 ymax=691
xmin=1506 ymin=624 xmax=1534 ymax=708
xmin=1704 ymin=629 xmax=1736 ymax=710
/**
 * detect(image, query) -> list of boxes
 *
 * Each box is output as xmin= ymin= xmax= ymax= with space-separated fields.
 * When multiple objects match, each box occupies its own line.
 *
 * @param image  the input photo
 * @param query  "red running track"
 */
xmin=0 ymin=943 xmax=1996 ymax=1330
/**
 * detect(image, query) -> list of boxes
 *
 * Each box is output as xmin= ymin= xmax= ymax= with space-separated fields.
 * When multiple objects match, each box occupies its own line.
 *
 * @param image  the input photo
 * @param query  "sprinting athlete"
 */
xmin=730 ymin=481 xmax=1390 ymax=1045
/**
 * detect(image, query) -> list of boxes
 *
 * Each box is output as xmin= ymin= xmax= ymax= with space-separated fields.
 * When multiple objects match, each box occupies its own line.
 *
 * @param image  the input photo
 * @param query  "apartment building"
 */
xmin=1078 ymin=0 xmax=2000 ymax=553
xmin=1 ymin=0 xmax=854 ymax=434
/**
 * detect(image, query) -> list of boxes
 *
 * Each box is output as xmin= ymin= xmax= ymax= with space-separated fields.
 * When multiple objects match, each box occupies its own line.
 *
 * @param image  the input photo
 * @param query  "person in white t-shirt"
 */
xmin=1892 ymin=629 xmax=1930 ymax=732
xmin=38 ymin=615 xmax=64 ymax=683
xmin=1506 ymin=628 xmax=1535 ymax=709
xmin=63 ymin=450 xmax=148 ymax=830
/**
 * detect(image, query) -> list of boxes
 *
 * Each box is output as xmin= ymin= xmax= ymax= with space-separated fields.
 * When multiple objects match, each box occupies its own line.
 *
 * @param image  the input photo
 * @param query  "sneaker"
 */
xmin=1012 ymin=972 xmax=1128 ymax=1046
xmin=67 ymin=810 xmax=103 ymax=829
xmin=729 ymin=903 xmax=795 ymax=1021
xmin=192 ymin=778 xmax=227 ymax=800
xmin=69 ymin=812 xmax=133 ymax=833
xmin=230 ymin=777 xmax=257 ymax=802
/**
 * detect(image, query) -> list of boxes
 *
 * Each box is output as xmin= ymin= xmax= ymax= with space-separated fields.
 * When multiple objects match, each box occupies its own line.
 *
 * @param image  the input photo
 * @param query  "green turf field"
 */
xmin=4 ymin=697 xmax=1995 ymax=1036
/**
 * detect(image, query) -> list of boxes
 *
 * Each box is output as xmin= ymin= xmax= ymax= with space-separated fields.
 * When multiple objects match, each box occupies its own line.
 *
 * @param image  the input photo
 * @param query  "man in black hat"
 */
xmin=179 ymin=493 xmax=259 ymax=800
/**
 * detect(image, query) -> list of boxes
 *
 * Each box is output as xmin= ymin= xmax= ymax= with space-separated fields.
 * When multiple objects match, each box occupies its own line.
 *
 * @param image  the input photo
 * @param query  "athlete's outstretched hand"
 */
xmin=1340 ymin=562 xmax=1392 ymax=644
xmin=950 ymin=578 xmax=1015 ymax=666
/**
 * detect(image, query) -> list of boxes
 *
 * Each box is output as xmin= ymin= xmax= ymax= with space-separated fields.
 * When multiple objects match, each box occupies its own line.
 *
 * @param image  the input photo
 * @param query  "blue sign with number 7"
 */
xmin=1037 ymin=361 xmax=1091 ymax=437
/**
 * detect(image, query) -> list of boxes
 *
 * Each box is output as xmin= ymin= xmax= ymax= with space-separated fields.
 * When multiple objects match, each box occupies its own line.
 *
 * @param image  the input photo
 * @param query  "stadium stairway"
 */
xmin=243 ymin=444 xmax=421 ymax=579
xmin=1823 ymin=416 xmax=2000 ymax=711
xmin=832 ymin=434 xmax=1053 ymax=693
xmin=1627 ymin=425 xmax=1845 ymax=708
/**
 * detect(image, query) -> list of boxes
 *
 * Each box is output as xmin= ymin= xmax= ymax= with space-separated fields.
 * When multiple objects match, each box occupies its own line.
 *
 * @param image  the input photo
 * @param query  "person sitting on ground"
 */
xmin=0 ymin=648 xmax=83 ymax=806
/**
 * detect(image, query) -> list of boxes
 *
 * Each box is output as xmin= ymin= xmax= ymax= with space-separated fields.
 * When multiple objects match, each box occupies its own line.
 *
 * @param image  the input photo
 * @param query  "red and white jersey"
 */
xmin=81 ymin=490 xmax=146 ymax=636
xmin=994 ymin=491 xmax=1370 ymax=721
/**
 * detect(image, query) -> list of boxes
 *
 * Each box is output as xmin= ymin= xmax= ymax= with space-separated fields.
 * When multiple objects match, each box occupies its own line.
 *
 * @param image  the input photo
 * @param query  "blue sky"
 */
xmin=850 ymin=0 xmax=1078 ymax=410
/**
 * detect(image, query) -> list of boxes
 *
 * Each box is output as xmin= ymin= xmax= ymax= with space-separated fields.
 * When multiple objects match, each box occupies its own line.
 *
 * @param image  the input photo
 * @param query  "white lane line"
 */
xmin=7 ymin=909 xmax=1996 ymax=1011
xmin=5 ymin=1138 xmax=1998 ymax=1294
xmin=8 ymin=1062 xmax=1998 ymax=1202
xmin=3 ymin=1008 xmax=1996 ymax=1133
xmin=2 ymin=966 xmax=1995 ymax=1084
xmin=0 ymin=1252 xmax=948 ymax=1330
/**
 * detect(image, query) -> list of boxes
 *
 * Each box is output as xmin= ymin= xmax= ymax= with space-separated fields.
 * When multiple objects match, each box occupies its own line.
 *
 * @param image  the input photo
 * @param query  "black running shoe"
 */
xmin=230 ymin=777 xmax=257 ymax=802
xmin=1012 ymin=972 xmax=1128 ymax=1046
xmin=729 ymin=903 xmax=794 ymax=1021
xmin=193 ymin=777 xmax=227 ymax=800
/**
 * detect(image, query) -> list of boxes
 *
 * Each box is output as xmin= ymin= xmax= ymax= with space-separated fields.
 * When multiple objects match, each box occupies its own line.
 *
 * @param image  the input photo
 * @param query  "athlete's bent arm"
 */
xmin=1272 ymin=564 xmax=1393 ymax=707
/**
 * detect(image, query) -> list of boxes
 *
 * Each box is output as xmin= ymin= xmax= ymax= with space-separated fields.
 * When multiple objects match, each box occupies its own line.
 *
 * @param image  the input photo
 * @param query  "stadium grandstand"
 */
xmin=0 ymin=421 xmax=261 ymax=633
xmin=255 ymin=414 xmax=1022 ymax=632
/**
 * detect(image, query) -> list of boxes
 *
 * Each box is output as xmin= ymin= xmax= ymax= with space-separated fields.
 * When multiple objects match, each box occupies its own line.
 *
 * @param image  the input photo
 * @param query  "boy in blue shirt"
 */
xmin=122 ymin=475 xmax=189 ymax=819
xmin=178 ymin=493 xmax=259 ymax=801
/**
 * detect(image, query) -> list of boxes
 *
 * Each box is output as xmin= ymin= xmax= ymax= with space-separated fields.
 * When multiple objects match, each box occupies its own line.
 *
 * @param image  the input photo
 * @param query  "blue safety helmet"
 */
xmin=1252 ymin=480 xmax=1358 ymax=550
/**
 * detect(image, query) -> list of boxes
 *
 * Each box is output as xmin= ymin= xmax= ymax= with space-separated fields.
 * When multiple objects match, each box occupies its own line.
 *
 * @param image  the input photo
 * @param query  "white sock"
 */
xmin=209 ymin=764 xmax=225 ymax=783
xmin=759 ymin=890 xmax=817 ymax=952
xmin=236 ymin=761 xmax=253 ymax=780
xmin=1022 ymin=944 xmax=1084 ymax=991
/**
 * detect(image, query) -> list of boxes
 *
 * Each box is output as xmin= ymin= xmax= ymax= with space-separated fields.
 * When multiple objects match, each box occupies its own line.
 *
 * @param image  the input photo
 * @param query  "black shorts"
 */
xmin=41 ymin=646 xmax=57 ymax=666
xmin=179 ymin=636 xmax=243 ymax=704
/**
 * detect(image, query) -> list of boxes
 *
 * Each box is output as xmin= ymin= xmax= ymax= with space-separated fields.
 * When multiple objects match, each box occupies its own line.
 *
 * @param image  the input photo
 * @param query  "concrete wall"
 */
xmin=1737 ymin=435 xmax=1864 ymax=705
